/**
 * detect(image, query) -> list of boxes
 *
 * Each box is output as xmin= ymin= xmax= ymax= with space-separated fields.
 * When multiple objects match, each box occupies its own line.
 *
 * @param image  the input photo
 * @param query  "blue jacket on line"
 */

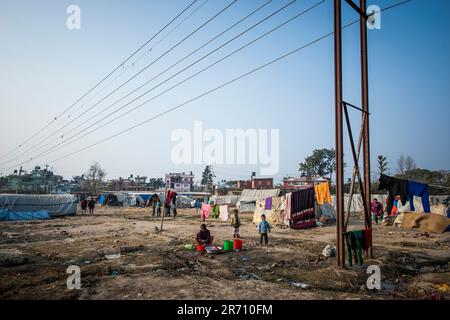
xmin=407 ymin=181 xmax=430 ymax=213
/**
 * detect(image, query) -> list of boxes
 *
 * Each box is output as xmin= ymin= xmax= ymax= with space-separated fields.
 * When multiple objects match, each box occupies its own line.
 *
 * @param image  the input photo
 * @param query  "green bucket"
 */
xmin=223 ymin=240 xmax=234 ymax=251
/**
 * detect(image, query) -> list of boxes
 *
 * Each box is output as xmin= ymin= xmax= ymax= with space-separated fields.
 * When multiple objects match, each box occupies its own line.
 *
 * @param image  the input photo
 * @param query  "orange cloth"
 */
xmin=314 ymin=182 xmax=331 ymax=205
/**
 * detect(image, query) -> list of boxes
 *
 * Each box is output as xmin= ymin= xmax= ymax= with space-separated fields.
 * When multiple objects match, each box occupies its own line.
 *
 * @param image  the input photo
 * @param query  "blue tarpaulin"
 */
xmin=0 ymin=209 xmax=50 ymax=221
xmin=98 ymin=194 xmax=106 ymax=205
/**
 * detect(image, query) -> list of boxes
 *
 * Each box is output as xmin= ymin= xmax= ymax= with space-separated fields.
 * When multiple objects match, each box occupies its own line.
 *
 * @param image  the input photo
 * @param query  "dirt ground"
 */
xmin=0 ymin=206 xmax=449 ymax=300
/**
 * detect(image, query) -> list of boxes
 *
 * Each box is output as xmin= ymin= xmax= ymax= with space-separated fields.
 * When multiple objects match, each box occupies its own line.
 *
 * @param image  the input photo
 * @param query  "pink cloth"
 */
xmin=284 ymin=193 xmax=292 ymax=225
xmin=200 ymin=203 xmax=211 ymax=221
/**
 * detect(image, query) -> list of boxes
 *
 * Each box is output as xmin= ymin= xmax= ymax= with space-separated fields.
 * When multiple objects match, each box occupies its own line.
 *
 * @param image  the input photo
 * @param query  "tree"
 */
xmin=376 ymin=155 xmax=389 ymax=176
xmin=299 ymin=148 xmax=338 ymax=180
xmin=84 ymin=162 xmax=106 ymax=195
xmin=201 ymin=165 xmax=215 ymax=192
xmin=397 ymin=154 xmax=416 ymax=177
xmin=225 ymin=180 xmax=237 ymax=188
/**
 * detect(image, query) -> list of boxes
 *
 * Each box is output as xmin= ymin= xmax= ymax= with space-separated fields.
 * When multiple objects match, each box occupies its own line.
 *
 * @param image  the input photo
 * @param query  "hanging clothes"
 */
xmin=265 ymin=197 xmax=272 ymax=210
xmin=165 ymin=190 xmax=171 ymax=206
xmin=362 ymin=228 xmax=372 ymax=251
xmin=378 ymin=174 xmax=408 ymax=215
xmin=219 ymin=205 xmax=229 ymax=222
xmin=200 ymin=203 xmax=211 ymax=221
xmin=407 ymin=181 xmax=430 ymax=213
xmin=290 ymin=187 xmax=316 ymax=230
xmin=291 ymin=187 xmax=315 ymax=213
xmin=314 ymin=182 xmax=331 ymax=205
xmin=211 ymin=205 xmax=220 ymax=219
xmin=345 ymin=230 xmax=364 ymax=266
xmin=284 ymin=193 xmax=292 ymax=225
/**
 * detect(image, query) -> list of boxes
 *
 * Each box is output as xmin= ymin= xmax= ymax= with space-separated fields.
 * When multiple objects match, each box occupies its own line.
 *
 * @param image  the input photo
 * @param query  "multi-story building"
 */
xmin=236 ymin=180 xmax=252 ymax=189
xmin=6 ymin=166 xmax=64 ymax=194
xmin=165 ymin=172 xmax=194 ymax=192
xmin=106 ymin=175 xmax=149 ymax=191
xmin=237 ymin=175 xmax=274 ymax=190
xmin=282 ymin=176 xmax=329 ymax=190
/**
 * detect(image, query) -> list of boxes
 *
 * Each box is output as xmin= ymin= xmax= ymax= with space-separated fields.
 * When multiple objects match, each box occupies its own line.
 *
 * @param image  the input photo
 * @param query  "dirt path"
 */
xmin=0 ymin=207 xmax=449 ymax=299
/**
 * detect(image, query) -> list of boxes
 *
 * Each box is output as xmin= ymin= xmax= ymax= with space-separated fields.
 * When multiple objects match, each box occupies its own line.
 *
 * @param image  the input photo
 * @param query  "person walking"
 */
xmin=80 ymin=198 xmax=87 ymax=214
xmin=88 ymin=198 xmax=95 ymax=214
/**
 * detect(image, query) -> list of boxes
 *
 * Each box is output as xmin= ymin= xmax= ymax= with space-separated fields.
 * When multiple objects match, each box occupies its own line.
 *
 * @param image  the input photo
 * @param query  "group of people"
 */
xmin=80 ymin=198 xmax=95 ymax=214
xmin=150 ymin=190 xmax=178 ymax=218
xmin=195 ymin=208 xmax=272 ymax=246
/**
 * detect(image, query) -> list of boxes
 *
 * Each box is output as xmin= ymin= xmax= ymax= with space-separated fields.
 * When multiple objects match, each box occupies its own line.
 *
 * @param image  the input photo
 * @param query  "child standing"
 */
xmin=258 ymin=214 xmax=271 ymax=246
xmin=230 ymin=209 xmax=241 ymax=238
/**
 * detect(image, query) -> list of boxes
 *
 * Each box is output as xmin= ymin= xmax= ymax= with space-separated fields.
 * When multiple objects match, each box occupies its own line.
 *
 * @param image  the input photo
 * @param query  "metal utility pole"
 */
xmin=334 ymin=0 xmax=345 ymax=268
xmin=16 ymin=166 xmax=23 ymax=194
xmin=360 ymin=0 xmax=372 ymax=230
xmin=334 ymin=0 xmax=372 ymax=267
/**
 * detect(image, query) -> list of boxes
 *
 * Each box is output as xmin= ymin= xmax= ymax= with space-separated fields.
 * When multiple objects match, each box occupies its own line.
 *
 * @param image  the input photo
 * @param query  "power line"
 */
xmin=9 ymin=0 xmax=239 ymax=162
xmin=45 ymin=26 xmax=361 ymax=165
xmin=3 ymin=0 xmax=412 ymax=171
xmin=3 ymin=0 xmax=275 ymax=164
xmin=12 ymin=0 xmax=295 ymax=164
xmin=11 ymin=0 xmax=316 ymax=166
xmin=128 ymin=0 xmax=211 ymax=69
xmin=69 ymin=1 xmax=211 ymax=119
xmin=0 ymin=0 xmax=199 ymax=161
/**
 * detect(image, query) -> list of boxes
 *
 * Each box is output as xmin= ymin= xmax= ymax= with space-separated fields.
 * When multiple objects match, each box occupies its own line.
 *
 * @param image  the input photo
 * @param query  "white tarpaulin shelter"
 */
xmin=210 ymin=195 xmax=240 ymax=205
xmin=0 ymin=193 xmax=77 ymax=216
xmin=237 ymin=189 xmax=281 ymax=212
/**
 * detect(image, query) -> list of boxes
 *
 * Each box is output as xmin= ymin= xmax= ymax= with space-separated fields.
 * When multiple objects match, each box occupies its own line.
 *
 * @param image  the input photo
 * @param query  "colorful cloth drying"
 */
xmin=219 ymin=205 xmax=229 ymax=222
xmin=407 ymin=181 xmax=430 ymax=213
xmin=378 ymin=174 xmax=408 ymax=215
xmin=200 ymin=203 xmax=211 ymax=221
xmin=265 ymin=197 xmax=272 ymax=210
xmin=345 ymin=230 xmax=364 ymax=266
xmin=284 ymin=193 xmax=292 ymax=225
xmin=314 ymin=182 xmax=331 ymax=205
xmin=362 ymin=228 xmax=372 ymax=251
xmin=211 ymin=205 xmax=219 ymax=219
xmin=290 ymin=187 xmax=316 ymax=230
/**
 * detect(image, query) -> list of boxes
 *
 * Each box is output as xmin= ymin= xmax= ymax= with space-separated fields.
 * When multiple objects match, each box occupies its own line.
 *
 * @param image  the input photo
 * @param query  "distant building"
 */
xmin=106 ymin=175 xmax=149 ymax=191
xmin=237 ymin=174 xmax=273 ymax=190
xmin=165 ymin=172 xmax=194 ymax=192
xmin=6 ymin=166 xmax=64 ymax=194
xmin=236 ymin=180 xmax=252 ymax=189
xmin=282 ymin=176 xmax=329 ymax=190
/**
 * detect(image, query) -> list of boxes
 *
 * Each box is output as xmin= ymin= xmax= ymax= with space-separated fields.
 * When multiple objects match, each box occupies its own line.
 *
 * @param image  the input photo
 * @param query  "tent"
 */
xmin=104 ymin=193 xmax=123 ymax=206
xmin=237 ymin=189 xmax=281 ymax=212
xmin=0 ymin=209 xmax=50 ymax=221
xmin=0 ymin=193 xmax=77 ymax=217
xmin=210 ymin=195 xmax=240 ymax=206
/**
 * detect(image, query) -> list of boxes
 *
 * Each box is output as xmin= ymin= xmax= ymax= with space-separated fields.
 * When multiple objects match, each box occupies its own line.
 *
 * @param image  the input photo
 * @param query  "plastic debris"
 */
xmin=291 ymin=282 xmax=310 ymax=289
xmin=105 ymin=253 xmax=121 ymax=260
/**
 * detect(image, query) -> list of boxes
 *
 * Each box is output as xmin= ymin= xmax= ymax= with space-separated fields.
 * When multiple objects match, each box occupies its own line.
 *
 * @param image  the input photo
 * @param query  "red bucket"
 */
xmin=233 ymin=239 xmax=243 ymax=251
xmin=196 ymin=245 xmax=206 ymax=252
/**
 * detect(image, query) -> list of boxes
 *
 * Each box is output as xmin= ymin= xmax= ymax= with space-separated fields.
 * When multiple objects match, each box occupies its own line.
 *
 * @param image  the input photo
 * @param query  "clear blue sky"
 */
xmin=0 ymin=0 xmax=449 ymax=183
